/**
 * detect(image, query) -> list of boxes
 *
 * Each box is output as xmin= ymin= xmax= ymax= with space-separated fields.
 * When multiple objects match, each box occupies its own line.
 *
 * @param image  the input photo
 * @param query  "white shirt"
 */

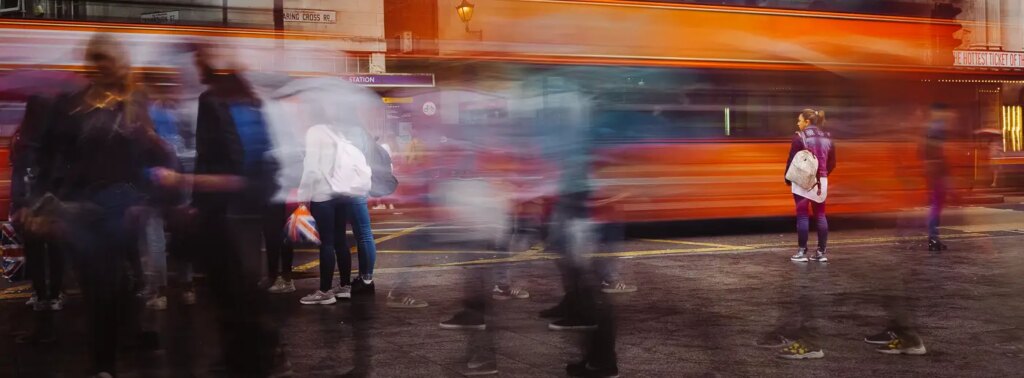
xmin=296 ymin=124 xmax=338 ymax=203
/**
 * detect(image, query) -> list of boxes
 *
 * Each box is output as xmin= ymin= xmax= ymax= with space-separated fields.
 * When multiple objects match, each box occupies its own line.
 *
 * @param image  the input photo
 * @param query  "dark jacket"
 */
xmin=785 ymin=125 xmax=836 ymax=184
xmin=193 ymin=74 xmax=279 ymax=216
xmin=39 ymin=87 xmax=176 ymax=201
xmin=9 ymin=96 xmax=55 ymax=213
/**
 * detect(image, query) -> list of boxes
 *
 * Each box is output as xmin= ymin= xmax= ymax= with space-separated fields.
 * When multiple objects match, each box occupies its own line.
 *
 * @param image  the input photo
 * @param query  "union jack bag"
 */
xmin=285 ymin=205 xmax=320 ymax=245
xmin=1 ymin=222 xmax=26 ymax=282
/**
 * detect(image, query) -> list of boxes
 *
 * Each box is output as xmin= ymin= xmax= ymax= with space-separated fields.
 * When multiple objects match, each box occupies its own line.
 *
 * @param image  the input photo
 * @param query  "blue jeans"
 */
xmin=794 ymin=194 xmax=828 ymax=250
xmin=309 ymin=198 xmax=351 ymax=291
xmin=927 ymin=175 xmax=946 ymax=239
xmin=346 ymin=196 xmax=376 ymax=279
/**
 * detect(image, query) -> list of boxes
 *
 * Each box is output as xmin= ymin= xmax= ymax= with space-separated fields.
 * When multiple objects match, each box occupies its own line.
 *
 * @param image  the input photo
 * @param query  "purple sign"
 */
xmin=340 ymin=74 xmax=435 ymax=87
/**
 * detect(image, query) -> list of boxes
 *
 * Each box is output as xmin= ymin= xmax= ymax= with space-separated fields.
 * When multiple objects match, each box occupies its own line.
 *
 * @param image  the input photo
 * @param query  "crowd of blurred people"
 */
xmin=2 ymin=28 xmax=975 ymax=377
xmin=4 ymin=33 xmax=639 ymax=378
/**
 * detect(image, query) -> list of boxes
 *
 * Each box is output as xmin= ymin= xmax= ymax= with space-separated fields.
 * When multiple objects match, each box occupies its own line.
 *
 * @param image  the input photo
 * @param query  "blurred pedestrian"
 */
xmin=923 ymin=103 xmax=952 ymax=251
xmin=36 ymin=33 xmax=177 ymax=377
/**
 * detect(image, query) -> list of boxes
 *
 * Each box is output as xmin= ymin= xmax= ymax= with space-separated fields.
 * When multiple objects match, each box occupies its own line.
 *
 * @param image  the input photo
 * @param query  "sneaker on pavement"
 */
xmin=928 ymin=238 xmax=948 ymax=252
xmin=790 ymin=248 xmax=809 ymax=262
xmin=600 ymin=281 xmax=638 ymax=294
xmin=333 ymin=285 xmax=352 ymax=299
xmin=755 ymin=333 xmax=792 ymax=348
xmin=25 ymin=294 xmax=38 ymax=306
xmin=47 ymin=294 xmax=65 ymax=311
xmin=877 ymin=335 xmax=927 ymax=355
xmin=548 ymin=317 xmax=598 ymax=331
xmin=439 ymin=310 xmax=486 ymax=330
xmin=268 ymin=277 xmax=296 ymax=294
xmin=386 ymin=292 xmax=427 ymax=308
xmin=299 ymin=290 xmax=337 ymax=305
xmin=146 ymin=295 xmax=168 ymax=310
xmin=810 ymin=249 xmax=828 ymax=263
xmin=351 ymin=278 xmax=375 ymax=296
xmin=462 ymin=358 xmax=498 ymax=376
xmin=181 ymin=290 xmax=197 ymax=305
xmin=492 ymin=285 xmax=530 ymax=300
xmin=566 ymin=360 xmax=619 ymax=378
xmin=864 ymin=330 xmax=898 ymax=345
xmin=778 ymin=340 xmax=824 ymax=360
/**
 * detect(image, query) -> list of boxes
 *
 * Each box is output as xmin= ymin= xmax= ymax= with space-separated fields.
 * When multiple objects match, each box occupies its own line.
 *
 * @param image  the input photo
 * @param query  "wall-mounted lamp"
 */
xmin=456 ymin=0 xmax=483 ymax=40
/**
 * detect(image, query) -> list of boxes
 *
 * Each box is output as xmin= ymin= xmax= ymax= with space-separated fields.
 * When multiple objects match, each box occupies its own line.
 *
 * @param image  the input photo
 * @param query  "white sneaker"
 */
xmin=386 ymin=292 xmax=428 ymax=308
xmin=268 ymin=277 xmax=296 ymax=294
xmin=601 ymin=281 xmax=638 ymax=294
xmin=332 ymin=285 xmax=351 ymax=299
xmin=146 ymin=295 xmax=168 ymax=310
xmin=300 ymin=290 xmax=337 ymax=305
xmin=25 ymin=294 xmax=38 ymax=306
xmin=492 ymin=285 xmax=530 ymax=300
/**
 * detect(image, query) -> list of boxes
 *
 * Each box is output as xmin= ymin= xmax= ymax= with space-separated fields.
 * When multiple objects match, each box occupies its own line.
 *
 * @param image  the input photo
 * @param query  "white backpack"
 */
xmin=785 ymin=131 xmax=820 ymax=192
xmin=322 ymin=127 xmax=372 ymax=197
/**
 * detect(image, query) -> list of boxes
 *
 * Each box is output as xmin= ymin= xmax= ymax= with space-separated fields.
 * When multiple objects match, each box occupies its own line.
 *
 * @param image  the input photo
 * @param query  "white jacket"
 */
xmin=296 ymin=124 xmax=339 ymax=203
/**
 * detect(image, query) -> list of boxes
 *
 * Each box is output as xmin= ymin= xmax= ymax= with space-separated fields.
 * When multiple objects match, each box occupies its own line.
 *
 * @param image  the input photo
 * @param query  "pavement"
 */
xmin=3 ymin=200 xmax=1024 ymax=377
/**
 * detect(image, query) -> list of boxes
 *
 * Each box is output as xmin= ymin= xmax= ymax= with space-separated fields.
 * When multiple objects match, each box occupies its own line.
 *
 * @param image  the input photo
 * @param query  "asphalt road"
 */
xmin=2 ymin=199 xmax=1024 ymax=377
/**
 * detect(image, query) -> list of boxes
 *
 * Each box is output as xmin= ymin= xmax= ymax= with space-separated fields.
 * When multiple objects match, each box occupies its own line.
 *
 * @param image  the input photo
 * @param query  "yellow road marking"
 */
xmin=637 ymin=238 xmax=754 ymax=250
xmin=294 ymin=223 xmax=433 ymax=272
xmin=0 ymin=283 xmax=32 ymax=300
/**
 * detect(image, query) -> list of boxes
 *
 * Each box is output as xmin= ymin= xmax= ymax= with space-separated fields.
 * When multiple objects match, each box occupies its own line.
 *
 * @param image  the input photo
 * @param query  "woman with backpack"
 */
xmin=785 ymin=109 xmax=836 ymax=263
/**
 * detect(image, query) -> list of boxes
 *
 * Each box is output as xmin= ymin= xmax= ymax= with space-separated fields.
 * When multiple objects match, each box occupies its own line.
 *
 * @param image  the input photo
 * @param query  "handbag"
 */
xmin=285 ymin=204 xmax=320 ymax=245
xmin=1 ymin=222 xmax=26 ymax=282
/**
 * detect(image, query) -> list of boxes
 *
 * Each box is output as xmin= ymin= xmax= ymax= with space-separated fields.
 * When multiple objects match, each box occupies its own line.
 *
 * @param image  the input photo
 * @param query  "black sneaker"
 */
xmin=928 ymin=238 xmax=948 ymax=252
xmin=439 ymin=310 xmax=486 ymax=330
xmin=548 ymin=317 xmax=597 ymax=331
xmin=351 ymin=278 xmax=375 ymax=296
xmin=864 ymin=330 xmax=898 ymax=345
xmin=566 ymin=360 xmax=619 ymax=378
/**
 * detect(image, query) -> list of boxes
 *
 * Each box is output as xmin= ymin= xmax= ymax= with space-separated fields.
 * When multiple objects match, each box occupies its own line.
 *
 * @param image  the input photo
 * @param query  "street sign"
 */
xmin=141 ymin=10 xmax=180 ymax=24
xmin=283 ymin=9 xmax=337 ymax=24
xmin=341 ymin=74 xmax=435 ymax=88
xmin=954 ymin=50 xmax=1024 ymax=69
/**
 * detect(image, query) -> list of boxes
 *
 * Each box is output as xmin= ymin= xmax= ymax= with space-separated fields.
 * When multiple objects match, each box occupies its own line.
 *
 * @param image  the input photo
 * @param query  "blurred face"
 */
xmin=193 ymin=49 xmax=217 ymax=85
xmin=797 ymin=114 xmax=810 ymax=130
xmin=87 ymin=49 xmax=130 ymax=87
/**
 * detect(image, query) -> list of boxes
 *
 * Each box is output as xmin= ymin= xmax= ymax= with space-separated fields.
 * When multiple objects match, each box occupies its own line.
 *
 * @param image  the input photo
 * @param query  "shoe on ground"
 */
xmin=25 ymin=294 xmax=38 ymax=306
xmin=386 ymin=292 xmax=427 ymax=308
xmin=539 ymin=300 xmax=568 ymax=319
xmin=548 ymin=317 xmax=598 ymax=331
xmin=92 ymin=372 xmax=114 ymax=378
xmin=778 ymin=340 xmax=824 ymax=360
xmin=439 ymin=310 xmax=486 ymax=330
xmin=492 ymin=285 xmax=530 ymax=300
xmin=351 ymin=278 xmax=375 ymax=296
xmin=600 ymin=281 xmax=638 ymax=294
xmin=877 ymin=335 xmax=927 ymax=355
xmin=333 ymin=285 xmax=351 ymax=299
xmin=462 ymin=358 xmax=498 ymax=376
xmin=299 ymin=290 xmax=337 ymax=305
xmin=181 ymin=290 xmax=197 ymax=305
xmin=146 ymin=295 xmax=168 ymax=310
xmin=48 ymin=294 xmax=64 ymax=311
xmin=864 ymin=330 xmax=898 ymax=345
xmin=810 ymin=249 xmax=828 ymax=263
xmin=754 ymin=333 xmax=792 ymax=348
xmin=268 ymin=277 xmax=296 ymax=294
xmin=790 ymin=248 xmax=809 ymax=262
xmin=928 ymin=238 xmax=948 ymax=252
xmin=566 ymin=360 xmax=619 ymax=378
xmin=33 ymin=297 xmax=62 ymax=312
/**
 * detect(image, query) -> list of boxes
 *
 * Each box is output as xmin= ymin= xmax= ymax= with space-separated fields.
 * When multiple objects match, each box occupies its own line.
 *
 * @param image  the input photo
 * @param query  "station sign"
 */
xmin=141 ymin=10 xmax=179 ymax=24
xmin=283 ymin=9 xmax=337 ymax=24
xmin=954 ymin=50 xmax=1024 ymax=69
xmin=341 ymin=73 xmax=435 ymax=87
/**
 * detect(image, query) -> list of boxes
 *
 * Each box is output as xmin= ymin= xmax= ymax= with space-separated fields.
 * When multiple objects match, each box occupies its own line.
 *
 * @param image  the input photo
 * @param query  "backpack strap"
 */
xmin=799 ymin=130 xmax=823 ymax=196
